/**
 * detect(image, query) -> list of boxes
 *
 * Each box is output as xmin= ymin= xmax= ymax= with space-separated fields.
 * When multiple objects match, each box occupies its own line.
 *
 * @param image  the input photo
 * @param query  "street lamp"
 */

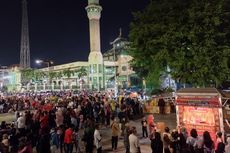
xmin=109 ymin=41 xmax=118 ymax=97
xmin=35 ymin=59 xmax=54 ymax=90
xmin=35 ymin=59 xmax=54 ymax=68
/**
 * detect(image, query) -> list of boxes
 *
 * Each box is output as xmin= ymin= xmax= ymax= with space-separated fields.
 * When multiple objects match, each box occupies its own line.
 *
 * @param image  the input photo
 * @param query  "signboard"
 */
xmin=176 ymin=96 xmax=220 ymax=107
xmin=178 ymin=106 xmax=220 ymax=142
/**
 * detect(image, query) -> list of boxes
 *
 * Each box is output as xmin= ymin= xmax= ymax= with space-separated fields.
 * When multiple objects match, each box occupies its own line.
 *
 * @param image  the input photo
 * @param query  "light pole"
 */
xmin=35 ymin=59 xmax=54 ymax=90
xmin=112 ymin=44 xmax=118 ymax=97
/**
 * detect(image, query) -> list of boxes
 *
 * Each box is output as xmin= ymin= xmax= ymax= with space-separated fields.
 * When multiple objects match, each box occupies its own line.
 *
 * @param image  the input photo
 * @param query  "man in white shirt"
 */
xmin=94 ymin=124 xmax=102 ymax=153
xmin=17 ymin=112 xmax=26 ymax=135
xmin=129 ymin=126 xmax=141 ymax=153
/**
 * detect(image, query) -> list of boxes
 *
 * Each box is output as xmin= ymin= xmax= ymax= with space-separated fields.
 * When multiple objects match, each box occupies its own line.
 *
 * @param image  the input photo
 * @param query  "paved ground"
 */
xmin=79 ymin=113 xmax=177 ymax=153
xmin=0 ymin=112 xmax=16 ymax=123
xmin=0 ymin=112 xmax=177 ymax=153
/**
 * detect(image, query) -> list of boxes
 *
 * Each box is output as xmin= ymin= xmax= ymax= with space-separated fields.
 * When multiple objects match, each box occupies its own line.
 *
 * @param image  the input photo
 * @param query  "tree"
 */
xmin=34 ymin=70 xmax=46 ymax=82
xmin=21 ymin=68 xmax=35 ymax=85
xmin=129 ymin=0 xmax=230 ymax=87
xmin=76 ymin=67 xmax=88 ymax=79
xmin=62 ymin=69 xmax=74 ymax=78
xmin=75 ymin=67 xmax=88 ymax=89
xmin=56 ymin=71 xmax=63 ymax=79
xmin=49 ymin=71 xmax=58 ymax=81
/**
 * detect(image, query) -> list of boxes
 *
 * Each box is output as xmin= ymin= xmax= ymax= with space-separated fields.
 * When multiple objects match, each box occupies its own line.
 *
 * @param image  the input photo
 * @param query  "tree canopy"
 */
xmin=129 ymin=0 xmax=230 ymax=87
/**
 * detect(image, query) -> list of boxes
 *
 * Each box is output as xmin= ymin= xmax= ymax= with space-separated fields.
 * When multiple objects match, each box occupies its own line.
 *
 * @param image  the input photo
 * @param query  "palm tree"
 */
xmin=76 ymin=67 xmax=88 ymax=90
xmin=63 ymin=68 xmax=73 ymax=78
xmin=49 ymin=71 xmax=58 ymax=81
xmin=62 ymin=68 xmax=75 ymax=89
xmin=77 ymin=67 xmax=88 ymax=79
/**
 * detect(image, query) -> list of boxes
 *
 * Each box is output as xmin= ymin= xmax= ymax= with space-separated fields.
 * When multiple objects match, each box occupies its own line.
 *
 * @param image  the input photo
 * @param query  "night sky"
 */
xmin=0 ymin=0 xmax=149 ymax=67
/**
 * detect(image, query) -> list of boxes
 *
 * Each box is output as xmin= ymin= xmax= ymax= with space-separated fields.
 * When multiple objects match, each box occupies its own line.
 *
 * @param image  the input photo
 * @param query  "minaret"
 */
xmin=86 ymin=0 xmax=104 ymax=91
xmin=20 ymin=0 xmax=30 ymax=68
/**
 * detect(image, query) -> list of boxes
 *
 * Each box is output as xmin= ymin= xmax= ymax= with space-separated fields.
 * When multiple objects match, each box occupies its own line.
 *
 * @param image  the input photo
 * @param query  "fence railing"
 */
xmin=19 ymin=84 xmax=115 ymax=92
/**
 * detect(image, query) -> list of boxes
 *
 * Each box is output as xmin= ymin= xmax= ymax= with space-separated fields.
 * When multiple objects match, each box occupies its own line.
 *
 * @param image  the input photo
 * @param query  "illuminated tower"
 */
xmin=20 ymin=0 xmax=30 ymax=68
xmin=86 ymin=0 xmax=104 ymax=91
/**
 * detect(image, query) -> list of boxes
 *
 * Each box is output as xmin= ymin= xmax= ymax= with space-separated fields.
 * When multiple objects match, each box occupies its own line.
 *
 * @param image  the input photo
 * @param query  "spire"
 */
xmin=88 ymin=0 xmax=99 ymax=5
xmin=119 ymin=28 xmax=122 ymax=38
xmin=20 ymin=0 xmax=30 ymax=68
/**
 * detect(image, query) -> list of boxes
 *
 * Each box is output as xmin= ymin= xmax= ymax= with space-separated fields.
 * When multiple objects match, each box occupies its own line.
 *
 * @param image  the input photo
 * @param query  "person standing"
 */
xmin=17 ymin=113 xmax=26 ymax=136
xmin=82 ymin=122 xmax=94 ymax=153
xmin=203 ymin=131 xmax=214 ymax=153
xmin=73 ymin=128 xmax=81 ymax=153
xmin=186 ymin=129 xmax=199 ymax=153
xmin=162 ymin=127 xmax=172 ymax=153
xmin=225 ymin=137 xmax=230 ymax=153
xmin=50 ymin=128 xmax=59 ymax=153
xmin=158 ymin=96 xmax=165 ymax=114
xmin=105 ymin=104 xmax=111 ymax=127
xmin=215 ymin=132 xmax=225 ymax=153
xmin=163 ymin=134 xmax=171 ymax=153
xmin=124 ymin=123 xmax=131 ymax=153
xmin=150 ymin=132 xmax=163 ymax=153
xmin=141 ymin=117 xmax=148 ymax=138
xmin=37 ymin=128 xmax=51 ymax=153
xmin=1 ymin=134 xmax=9 ymax=153
xmin=111 ymin=117 xmax=120 ymax=151
xmin=64 ymin=125 xmax=74 ymax=153
xmin=129 ymin=126 xmax=141 ymax=153
xmin=94 ymin=124 xmax=102 ymax=153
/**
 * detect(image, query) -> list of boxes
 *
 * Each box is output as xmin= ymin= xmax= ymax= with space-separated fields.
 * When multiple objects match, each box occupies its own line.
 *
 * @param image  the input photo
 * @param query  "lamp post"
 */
xmin=112 ymin=43 xmax=118 ymax=97
xmin=35 ymin=59 xmax=54 ymax=90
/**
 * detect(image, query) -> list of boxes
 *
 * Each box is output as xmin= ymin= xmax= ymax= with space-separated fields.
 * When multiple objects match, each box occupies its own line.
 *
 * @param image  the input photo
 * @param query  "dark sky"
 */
xmin=0 ymin=0 xmax=149 ymax=67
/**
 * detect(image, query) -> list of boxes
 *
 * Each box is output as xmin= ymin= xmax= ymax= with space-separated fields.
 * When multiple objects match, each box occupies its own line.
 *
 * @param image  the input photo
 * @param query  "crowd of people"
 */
xmin=0 ymin=90 xmax=229 ymax=153
xmin=0 ymin=91 xmax=144 ymax=153
xmin=145 ymin=122 xmax=230 ymax=153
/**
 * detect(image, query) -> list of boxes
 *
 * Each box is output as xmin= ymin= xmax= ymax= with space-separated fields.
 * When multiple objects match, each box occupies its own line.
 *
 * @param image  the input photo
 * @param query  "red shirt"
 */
xmin=64 ymin=128 xmax=73 ymax=144
xmin=40 ymin=115 xmax=49 ymax=129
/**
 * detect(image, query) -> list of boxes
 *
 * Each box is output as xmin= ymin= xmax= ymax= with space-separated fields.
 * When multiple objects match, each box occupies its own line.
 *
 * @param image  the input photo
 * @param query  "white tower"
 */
xmin=86 ymin=0 xmax=104 ymax=91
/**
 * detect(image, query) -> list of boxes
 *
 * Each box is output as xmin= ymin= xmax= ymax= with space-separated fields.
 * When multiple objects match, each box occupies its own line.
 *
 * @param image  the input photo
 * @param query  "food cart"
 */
xmin=175 ymin=88 xmax=224 ymax=142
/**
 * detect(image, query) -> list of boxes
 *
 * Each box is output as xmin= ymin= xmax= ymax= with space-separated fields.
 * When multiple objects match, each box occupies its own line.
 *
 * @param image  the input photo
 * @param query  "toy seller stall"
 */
xmin=175 ymin=88 xmax=224 ymax=142
xmin=144 ymin=95 xmax=173 ymax=114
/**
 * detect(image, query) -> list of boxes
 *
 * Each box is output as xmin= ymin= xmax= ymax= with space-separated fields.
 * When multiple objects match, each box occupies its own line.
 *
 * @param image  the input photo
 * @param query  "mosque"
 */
xmin=1 ymin=0 xmax=176 ymax=92
xmin=3 ymin=0 xmax=137 ymax=92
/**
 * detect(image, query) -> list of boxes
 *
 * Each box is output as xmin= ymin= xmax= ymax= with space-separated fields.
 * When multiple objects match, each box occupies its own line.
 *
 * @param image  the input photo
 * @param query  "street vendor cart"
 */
xmin=175 ymin=88 xmax=225 ymax=142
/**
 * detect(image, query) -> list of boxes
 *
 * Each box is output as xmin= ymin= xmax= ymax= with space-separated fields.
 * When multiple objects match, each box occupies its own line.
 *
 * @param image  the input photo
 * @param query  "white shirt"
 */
xmin=94 ymin=129 xmax=102 ymax=149
xmin=129 ymin=134 xmax=140 ymax=153
xmin=17 ymin=116 xmax=25 ymax=129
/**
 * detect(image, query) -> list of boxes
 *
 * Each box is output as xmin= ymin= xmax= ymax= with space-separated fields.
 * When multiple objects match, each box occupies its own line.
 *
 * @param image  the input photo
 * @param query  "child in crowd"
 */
xmin=141 ymin=117 xmax=148 ymax=138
